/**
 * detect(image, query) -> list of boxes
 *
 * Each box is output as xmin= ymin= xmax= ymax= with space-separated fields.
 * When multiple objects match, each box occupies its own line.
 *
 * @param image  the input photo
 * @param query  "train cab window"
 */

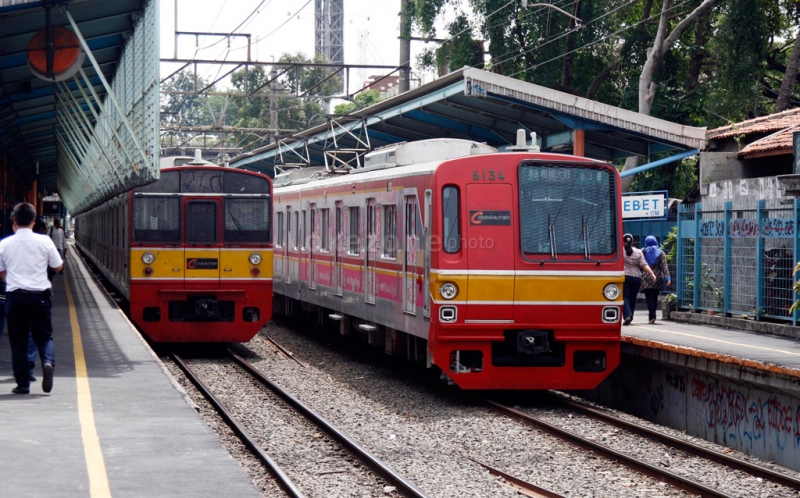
xmin=181 ymin=170 xmax=223 ymax=193
xmin=133 ymin=196 xmax=181 ymax=243
xmin=134 ymin=171 xmax=180 ymax=193
xmin=382 ymin=205 xmax=397 ymax=259
xmin=186 ymin=201 xmax=218 ymax=244
xmin=348 ymin=207 xmax=360 ymax=255
xmin=442 ymin=186 xmax=461 ymax=253
xmin=223 ymin=198 xmax=270 ymax=244
xmin=223 ymin=171 xmax=270 ymax=193
xmin=276 ymin=212 xmax=284 ymax=248
xmin=321 ymin=209 xmax=330 ymax=251
xmin=519 ymin=164 xmax=615 ymax=258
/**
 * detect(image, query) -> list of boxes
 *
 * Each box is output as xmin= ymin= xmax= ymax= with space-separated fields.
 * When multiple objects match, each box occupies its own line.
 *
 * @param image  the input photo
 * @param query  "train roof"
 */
xmin=274 ymin=146 xmax=610 ymax=195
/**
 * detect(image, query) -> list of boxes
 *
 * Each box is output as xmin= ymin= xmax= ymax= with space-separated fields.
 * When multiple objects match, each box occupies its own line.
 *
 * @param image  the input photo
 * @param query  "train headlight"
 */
xmin=142 ymin=252 xmax=156 ymax=265
xmin=439 ymin=282 xmax=458 ymax=300
xmin=603 ymin=283 xmax=620 ymax=301
xmin=249 ymin=253 xmax=262 ymax=265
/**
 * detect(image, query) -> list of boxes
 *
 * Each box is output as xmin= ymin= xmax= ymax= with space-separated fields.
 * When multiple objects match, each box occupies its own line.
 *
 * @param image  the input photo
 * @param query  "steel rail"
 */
xmin=228 ymin=350 xmax=429 ymax=498
xmin=486 ymin=400 xmax=735 ymax=498
xmin=170 ymin=353 xmax=307 ymax=498
xmin=265 ymin=336 xmax=307 ymax=368
xmin=468 ymin=458 xmax=566 ymax=498
xmin=553 ymin=396 xmax=800 ymax=490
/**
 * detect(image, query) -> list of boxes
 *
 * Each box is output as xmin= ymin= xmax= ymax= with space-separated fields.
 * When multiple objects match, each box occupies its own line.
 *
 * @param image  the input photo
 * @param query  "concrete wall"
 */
xmin=581 ymin=352 xmax=800 ymax=471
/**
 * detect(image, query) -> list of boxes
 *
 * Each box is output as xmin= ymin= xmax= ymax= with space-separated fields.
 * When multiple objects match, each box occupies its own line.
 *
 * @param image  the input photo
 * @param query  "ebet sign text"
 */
xmin=622 ymin=194 xmax=665 ymax=219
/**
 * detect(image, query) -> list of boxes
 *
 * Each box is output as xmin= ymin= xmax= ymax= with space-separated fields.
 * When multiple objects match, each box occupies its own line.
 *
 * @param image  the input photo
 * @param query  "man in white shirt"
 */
xmin=0 ymin=203 xmax=63 ymax=394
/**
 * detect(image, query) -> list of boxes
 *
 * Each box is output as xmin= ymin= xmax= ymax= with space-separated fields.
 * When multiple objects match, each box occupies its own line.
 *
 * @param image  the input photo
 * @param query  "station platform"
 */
xmin=622 ymin=311 xmax=800 ymax=389
xmin=0 ymin=244 xmax=259 ymax=497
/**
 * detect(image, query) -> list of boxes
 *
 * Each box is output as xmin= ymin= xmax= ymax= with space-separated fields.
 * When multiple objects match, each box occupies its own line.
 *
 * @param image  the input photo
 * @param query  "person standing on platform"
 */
xmin=49 ymin=218 xmax=66 ymax=265
xmin=641 ymin=235 xmax=671 ymax=324
xmin=0 ymin=203 xmax=63 ymax=394
xmin=622 ymin=233 xmax=655 ymax=326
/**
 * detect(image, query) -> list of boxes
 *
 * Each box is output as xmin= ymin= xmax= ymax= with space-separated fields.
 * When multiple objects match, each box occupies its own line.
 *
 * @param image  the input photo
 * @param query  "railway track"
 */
xmin=551 ymin=394 xmax=800 ymax=491
xmin=487 ymin=397 xmax=800 ymax=497
xmin=170 ymin=349 xmax=428 ymax=498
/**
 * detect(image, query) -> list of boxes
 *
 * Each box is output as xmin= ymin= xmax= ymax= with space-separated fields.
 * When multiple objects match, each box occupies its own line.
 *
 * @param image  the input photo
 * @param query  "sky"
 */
xmin=160 ymin=0 xmax=465 ymax=92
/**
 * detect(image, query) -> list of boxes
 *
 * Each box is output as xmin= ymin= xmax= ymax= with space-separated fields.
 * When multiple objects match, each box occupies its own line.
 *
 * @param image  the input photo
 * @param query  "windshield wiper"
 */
xmin=548 ymin=214 xmax=557 ymax=260
xmin=582 ymin=214 xmax=591 ymax=260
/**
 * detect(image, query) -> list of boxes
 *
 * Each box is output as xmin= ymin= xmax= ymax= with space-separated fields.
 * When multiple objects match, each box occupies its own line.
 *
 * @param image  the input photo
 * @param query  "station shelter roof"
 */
xmin=0 ymin=0 xmax=158 ymax=215
xmin=231 ymin=67 xmax=707 ymax=177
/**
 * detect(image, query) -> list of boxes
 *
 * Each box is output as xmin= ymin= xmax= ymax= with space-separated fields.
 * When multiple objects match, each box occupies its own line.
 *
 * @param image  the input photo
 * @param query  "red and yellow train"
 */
xmin=273 ymin=138 xmax=624 ymax=390
xmin=76 ymin=162 xmax=273 ymax=342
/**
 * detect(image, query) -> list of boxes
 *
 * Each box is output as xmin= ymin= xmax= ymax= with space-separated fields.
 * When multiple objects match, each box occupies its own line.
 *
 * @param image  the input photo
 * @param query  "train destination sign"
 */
xmin=621 ymin=192 xmax=666 ymax=220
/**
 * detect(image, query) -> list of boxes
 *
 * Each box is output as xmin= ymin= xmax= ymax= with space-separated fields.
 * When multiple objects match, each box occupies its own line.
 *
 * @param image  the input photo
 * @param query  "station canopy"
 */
xmin=0 ymin=0 xmax=158 ymax=214
xmin=231 ymin=67 xmax=706 ymax=177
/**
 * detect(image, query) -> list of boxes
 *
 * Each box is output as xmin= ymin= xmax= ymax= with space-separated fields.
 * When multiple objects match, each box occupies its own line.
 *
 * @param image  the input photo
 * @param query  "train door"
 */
xmin=465 ymin=183 xmax=514 ymax=321
xmin=284 ymin=206 xmax=291 ymax=284
xmin=365 ymin=198 xmax=376 ymax=303
xmin=184 ymin=198 xmax=221 ymax=289
xmin=309 ymin=205 xmax=317 ymax=290
xmin=403 ymin=194 xmax=418 ymax=314
xmin=290 ymin=209 xmax=300 ymax=289
xmin=423 ymin=190 xmax=432 ymax=318
xmin=334 ymin=201 xmax=343 ymax=296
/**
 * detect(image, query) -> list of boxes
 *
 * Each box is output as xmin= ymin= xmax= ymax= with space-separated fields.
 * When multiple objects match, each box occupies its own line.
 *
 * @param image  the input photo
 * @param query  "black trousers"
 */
xmin=7 ymin=291 xmax=54 ymax=389
xmin=644 ymin=289 xmax=660 ymax=321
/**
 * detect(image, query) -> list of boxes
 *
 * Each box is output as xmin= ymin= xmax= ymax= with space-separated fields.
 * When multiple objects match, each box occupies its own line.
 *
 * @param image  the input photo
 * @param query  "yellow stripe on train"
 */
xmin=430 ymin=273 xmax=624 ymax=303
xmin=130 ymin=249 xmax=273 ymax=279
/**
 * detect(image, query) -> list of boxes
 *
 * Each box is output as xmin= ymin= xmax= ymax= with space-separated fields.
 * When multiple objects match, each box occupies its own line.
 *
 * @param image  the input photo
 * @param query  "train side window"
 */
xmin=321 ymin=209 xmax=330 ymax=251
xmin=348 ymin=206 xmax=360 ymax=255
xmin=133 ymin=196 xmax=181 ymax=243
xmin=293 ymin=211 xmax=299 ymax=249
xmin=301 ymin=210 xmax=307 ymax=250
xmin=276 ymin=212 xmax=284 ymax=248
xmin=442 ymin=186 xmax=461 ymax=253
xmin=382 ymin=204 xmax=397 ymax=259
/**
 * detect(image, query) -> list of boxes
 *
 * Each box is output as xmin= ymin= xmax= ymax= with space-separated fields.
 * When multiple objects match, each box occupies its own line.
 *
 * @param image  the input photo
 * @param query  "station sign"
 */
xmin=621 ymin=191 xmax=667 ymax=220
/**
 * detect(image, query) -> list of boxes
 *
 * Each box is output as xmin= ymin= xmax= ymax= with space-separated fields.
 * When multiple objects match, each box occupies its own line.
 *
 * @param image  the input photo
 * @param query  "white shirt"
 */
xmin=49 ymin=226 xmax=65 ymax=250
xmin=0 ymin=228 xmax=63 ymax=292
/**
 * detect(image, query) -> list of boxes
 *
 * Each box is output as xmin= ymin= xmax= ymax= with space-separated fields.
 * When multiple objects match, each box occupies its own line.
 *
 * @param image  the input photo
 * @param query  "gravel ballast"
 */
xmin=167 ymin=318 xmax=800 ymax=497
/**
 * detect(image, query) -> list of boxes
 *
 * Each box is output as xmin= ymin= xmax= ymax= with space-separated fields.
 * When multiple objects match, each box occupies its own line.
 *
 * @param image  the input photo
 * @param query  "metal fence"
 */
xmin=677 ymin=199 xmax=800 ymax=324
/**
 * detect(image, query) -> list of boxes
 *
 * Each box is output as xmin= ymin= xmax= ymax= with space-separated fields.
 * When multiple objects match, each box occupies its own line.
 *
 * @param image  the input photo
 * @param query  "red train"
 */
xmin=76 ymin=161 xmax=273 ymax=342
xmin=273 ymin=137 xmax=623 ymax=389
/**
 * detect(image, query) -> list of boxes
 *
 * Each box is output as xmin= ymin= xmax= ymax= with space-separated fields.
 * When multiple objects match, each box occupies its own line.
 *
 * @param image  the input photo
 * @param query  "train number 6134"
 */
xmin=473 ymin=170 xmax=505 ymax=181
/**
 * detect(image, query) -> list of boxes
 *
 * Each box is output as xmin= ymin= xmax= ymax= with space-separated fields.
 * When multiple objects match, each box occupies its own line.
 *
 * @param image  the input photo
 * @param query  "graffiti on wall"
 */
xmin=761 ymin=218 xmax=795 ymax=238
xmin=729 ymin=219 xmax=759 ymax=238
xmin=700 ymin=220 xmax=725 ymax=237
xmin=691 ymin=377 xmax=800 ymax=450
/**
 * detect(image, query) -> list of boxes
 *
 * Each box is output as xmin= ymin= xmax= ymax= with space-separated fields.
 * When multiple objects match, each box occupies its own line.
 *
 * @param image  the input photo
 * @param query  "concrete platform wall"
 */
xmin=581 ymin=353 xmax=800 ymax=471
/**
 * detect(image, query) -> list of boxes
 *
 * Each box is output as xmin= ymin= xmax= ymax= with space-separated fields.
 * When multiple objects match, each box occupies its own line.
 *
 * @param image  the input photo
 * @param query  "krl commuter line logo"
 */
xmin=469 ymin=210 xmax=511 ymax=225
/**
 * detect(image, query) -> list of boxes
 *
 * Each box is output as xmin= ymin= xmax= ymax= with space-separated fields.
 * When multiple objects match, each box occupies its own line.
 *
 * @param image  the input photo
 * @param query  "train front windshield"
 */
xmin=519 ymin=163 xmax=616 ymax=259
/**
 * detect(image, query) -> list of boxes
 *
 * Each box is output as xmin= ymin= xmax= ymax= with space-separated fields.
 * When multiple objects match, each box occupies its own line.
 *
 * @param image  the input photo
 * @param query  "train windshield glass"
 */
xmin=133 ymin=196 xmax=181 ymax=243
xmin=519 ymin=164 xmax=615 ymax=258
xmin=181 ymin=170 xmax=223 ymax=193
xmin=224 ymin=199 xmax=271 ymax=243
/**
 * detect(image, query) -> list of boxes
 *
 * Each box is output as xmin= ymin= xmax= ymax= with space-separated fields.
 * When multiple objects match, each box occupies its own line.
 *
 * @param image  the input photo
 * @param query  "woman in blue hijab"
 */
xmin=640 ymin=235 xmax=671 ymax=323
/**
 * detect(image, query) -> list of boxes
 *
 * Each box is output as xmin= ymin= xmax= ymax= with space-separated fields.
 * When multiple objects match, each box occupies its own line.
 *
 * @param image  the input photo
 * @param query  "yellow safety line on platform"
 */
xmin=65 ymin=275 xmax=112 ymax=497
xmin=637 ymin=326 xmax=800 ymax=357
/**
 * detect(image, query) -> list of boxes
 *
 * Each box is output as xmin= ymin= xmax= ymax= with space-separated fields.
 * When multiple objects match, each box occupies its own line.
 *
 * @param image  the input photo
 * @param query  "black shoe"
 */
xmin=29 ymin=375 xmax=36 ymax=382
xmin=12 ymin=386 xmax=29 ymax=394
xmin=42 ymin=363 xmax=53 ymax=393
xmin=623 ymin=316 xmax=632 ymax=326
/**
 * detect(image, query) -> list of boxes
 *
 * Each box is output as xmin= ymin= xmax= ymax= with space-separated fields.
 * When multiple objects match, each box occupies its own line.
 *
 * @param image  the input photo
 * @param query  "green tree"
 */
xmin=160 ymin=70 xmax=213 ymax=127
xmin=334 ymin=89 xmax=384 ymax=115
